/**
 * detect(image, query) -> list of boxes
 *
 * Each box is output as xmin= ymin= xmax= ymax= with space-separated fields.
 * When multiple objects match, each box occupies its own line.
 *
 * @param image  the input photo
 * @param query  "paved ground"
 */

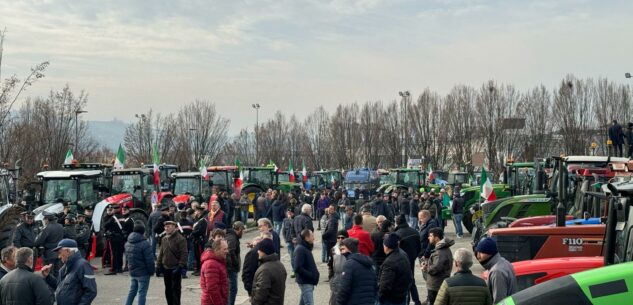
xmin=91 ymin=220 xmax=481 ymax=305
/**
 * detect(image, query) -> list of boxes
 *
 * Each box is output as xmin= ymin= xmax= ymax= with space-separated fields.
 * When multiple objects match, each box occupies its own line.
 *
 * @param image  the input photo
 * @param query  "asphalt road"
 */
xmin=91 ymin=220 xmax=482 ymax=305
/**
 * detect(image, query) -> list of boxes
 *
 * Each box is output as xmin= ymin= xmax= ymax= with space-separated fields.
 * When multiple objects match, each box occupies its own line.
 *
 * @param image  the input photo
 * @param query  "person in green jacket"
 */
xmin=434 ymin=248 xmax=492 ymax=305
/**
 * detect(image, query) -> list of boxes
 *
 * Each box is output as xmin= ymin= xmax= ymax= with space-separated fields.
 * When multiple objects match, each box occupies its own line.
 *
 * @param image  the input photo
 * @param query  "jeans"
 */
xmin=187 ymin=239 xmax=195 ymax=270
xmin=453 ymin=213 xmax=464 ymax=236
xmin=240 ymin=209 xmax=249 ymax=223
xmin=298 ymin=284 xmax=315 ymax=305
xmin=409 ymin=270 xmax=421 ymax=304
xmin=287 ymin=242 xmax=295 ymax=270
xmin=228 ymin=271 xmax=238 ymax=305
xmin=274 ymin=221 xmax=283 ymax=235
xmin=409 ymin=217 xmax=418 ymax=230
xmin=150 ymin=236 xmax=158 ymax=260
xmin=125 ymin=276 xmax=150 ymax=305
xmin=321 ymin=242 xmax=328 ymax=263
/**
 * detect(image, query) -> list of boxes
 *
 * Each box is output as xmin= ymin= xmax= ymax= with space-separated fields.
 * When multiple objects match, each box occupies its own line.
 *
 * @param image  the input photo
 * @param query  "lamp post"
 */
xmin=252 ymin=103 xmax=261 ymax=164
xmin=399 ymin=91 xmax=410 ymax=167
xmin=75 ymin=109 xmax=87 ymax=157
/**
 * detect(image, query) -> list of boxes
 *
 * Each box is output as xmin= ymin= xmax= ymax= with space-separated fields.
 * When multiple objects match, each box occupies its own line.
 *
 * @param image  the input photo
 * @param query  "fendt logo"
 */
xmin=562 ymin=238 xmax=584 ymax=245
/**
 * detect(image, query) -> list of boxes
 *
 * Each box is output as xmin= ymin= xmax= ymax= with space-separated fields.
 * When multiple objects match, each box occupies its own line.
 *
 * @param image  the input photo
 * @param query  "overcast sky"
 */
xmin=2 ymin=0 xmax=633 ymax=134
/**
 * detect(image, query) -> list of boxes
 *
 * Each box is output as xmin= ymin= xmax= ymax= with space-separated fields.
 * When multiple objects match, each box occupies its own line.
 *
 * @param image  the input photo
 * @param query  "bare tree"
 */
xmin=303 ymin=106 xmax=332 ymax=170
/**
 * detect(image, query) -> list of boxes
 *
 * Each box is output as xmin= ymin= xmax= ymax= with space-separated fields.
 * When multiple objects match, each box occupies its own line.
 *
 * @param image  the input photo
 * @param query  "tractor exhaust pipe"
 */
xmin=603 ymin=184 xmax=619 ymax=266
xmin=556 ymin=157 xmax=566 ymax=227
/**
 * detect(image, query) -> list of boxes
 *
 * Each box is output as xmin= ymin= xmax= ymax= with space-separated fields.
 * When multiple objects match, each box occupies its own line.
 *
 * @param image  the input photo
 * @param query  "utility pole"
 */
xmin=252 ymin=103 xmax=261 ymax=165
xmin=75 ymin=109 xmax=87 ymax=158
xmin=399 ymin=91 xmax=410 ymax=167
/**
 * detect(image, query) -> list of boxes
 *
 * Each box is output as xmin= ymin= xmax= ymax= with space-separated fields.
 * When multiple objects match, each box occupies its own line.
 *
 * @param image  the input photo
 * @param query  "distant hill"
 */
xmin=87 ymin=119 xmax=128 ymax=151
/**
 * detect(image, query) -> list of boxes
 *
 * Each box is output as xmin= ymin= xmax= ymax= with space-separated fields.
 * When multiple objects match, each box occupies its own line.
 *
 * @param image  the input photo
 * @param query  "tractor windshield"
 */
xmin=112 ymin=174 xmax=142 ymax=194
xmin=211 ymin=172 xmax=228 ymax=187
xmin=174 ymin=177 xmax=200 ymax=196
xmin=278 ymin=173 xmax=291 ymax=183
xmin=245 ymin=169 xmax=273 ymax=186
xmin=43 ymin=179 xmax=77 ymax=204
xmin=396 ymin=171 xmax=420 ymax=187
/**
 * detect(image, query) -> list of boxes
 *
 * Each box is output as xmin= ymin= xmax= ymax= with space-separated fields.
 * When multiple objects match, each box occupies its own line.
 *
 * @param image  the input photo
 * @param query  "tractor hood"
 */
xmin=33 ymin=203 xmax=64 ymax=222
xmin=173 ymin=194 xmax=193 ymax=204
xmin=91 ymin=199 xmax=110 ymax=233
xmin=104 ymin=193 xmax=134 ymax=206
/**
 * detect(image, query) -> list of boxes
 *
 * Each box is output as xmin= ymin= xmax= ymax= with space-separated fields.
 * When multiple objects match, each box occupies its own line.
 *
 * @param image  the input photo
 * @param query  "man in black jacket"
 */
xmin=75 ymin=215 xmax=91 ymax=259
xmin=321 ymin=205 xmax=339 ymax=264
xmin=609 ymin=120 xmax=625 ymax=157
xmin=226 ymin=221 xmax=245 ymax=305
xmin=378 ymin=233 xmax=412 ymax=305
xmin=395 ymin=215 xmax=423 ymax=305
xmin=191 ymin=206 xmax=208 ymax=276
xmin=35 ymin=212 xmax=64 ymax=275
xmin=104 ymin=205 xmax=125 ymax=275
xmin=336 ymin=238 xmax=377 ymax=305
xmin=241 ymin=237 xmax=262 ymax=297
xmin=293 ymin=229 xmax=319 ymax=305
xmin=0 ymin=247 xmax=54 ymax=305
xmin=14 ymin=213 xmax=36 ymax=249
xmin=293 ymin=204 xmax=314 ymax=243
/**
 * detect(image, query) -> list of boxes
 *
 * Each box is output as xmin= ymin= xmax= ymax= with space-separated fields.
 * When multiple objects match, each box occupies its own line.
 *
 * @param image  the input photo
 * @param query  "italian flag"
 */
xmin=428 ymin=164 xmax=435 ymax=182
xmin=64 ymin=149 xmax=74 ymax=165
xmin=302 ymin=161 xmax=308 ymax=183
xmin=152 ymin=145 xmax=160 ymax=187
xmin=288 ymin=161 xmax=295 ymax=182
xmin=480 ymin=167 xmax=496 ymax=202
xmin=234 ymin=158 xmax=243 ymax=189
xmin=113 ymin=144 xmax=125 ymax=169
xmin=200 ymin=159 xmax=208 ymax=180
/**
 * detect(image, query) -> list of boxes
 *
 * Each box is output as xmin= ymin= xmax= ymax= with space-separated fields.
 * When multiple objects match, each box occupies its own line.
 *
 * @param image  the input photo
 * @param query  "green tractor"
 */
xmin=376 ymin=168 xmax=425 ymax=195
xmin=498 ymin=181 xmax=633 ymax=305
xmin=241 ymin=166 xmax=302 ymax=214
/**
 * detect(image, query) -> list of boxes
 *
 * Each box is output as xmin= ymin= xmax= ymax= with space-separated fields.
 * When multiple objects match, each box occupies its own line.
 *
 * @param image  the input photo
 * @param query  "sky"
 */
xmin=2 ymin=0 xmax=633 ymax=134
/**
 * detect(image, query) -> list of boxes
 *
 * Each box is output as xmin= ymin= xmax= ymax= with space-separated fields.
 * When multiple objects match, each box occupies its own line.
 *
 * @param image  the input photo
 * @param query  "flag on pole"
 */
xmin=480 ymin=167 xmax=497 ymax=202
xmin=113 ymin=144 xmax=125 ymax=169
xmin=288 ymin=161 xmax=295 ymax=182
xmin=64 ymin=149 xmax=74 ymax=165
xmin=428 ymin=164 xmax=435 ymax=183
xmin=273 ymin=162 xmax=279 ymax=173
xmin=199 ymin=159 xmax=208 ymax=180
xmin=234 ymin=158 xmax=243 ymax=189
xmin=152 ymin=145 xmax=160 ymax=187
xmin=302 ymin=161 xmax=308 ymax=183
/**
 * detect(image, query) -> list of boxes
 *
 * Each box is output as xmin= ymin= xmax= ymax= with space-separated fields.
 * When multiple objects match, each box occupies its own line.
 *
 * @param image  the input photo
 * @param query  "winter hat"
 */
xmin=383 ymin=233 xmax=400 ymax=249
xmin=133 ymin=224 xmax=145 ymax=234
xmin=336 ymin=230 xmax=349 ymax=239
xmin=340 ymin=238 xmax=359 ymax=253
xmin=256 ymin=238 xmax=275 ymax=255
xmin=475 ymin=238 xmax=498 ymax=256
xmin=395 ymin=214 xmax=407 ymax=226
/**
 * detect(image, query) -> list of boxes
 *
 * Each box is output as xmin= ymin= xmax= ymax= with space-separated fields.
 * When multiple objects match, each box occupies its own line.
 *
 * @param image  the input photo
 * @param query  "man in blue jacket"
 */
xmin=336 ymin=238 xmax=377 ymax=305
xmin=42 ymin=239 xmax=97 ymax=305
xmin=293 ymin=229 xmax=319 ymax=305
xmin=124 ymin=223 xmax=155 ymax=305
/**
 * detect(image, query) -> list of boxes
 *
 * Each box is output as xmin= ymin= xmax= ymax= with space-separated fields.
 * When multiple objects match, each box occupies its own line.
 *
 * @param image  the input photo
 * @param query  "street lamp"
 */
xmin=75 ymin=109 xmax=87 ymax=158
xmin=625 ymin=73 xmax=631 ymax=79
xmin=252 ymin=103 xmax=261 ymax=164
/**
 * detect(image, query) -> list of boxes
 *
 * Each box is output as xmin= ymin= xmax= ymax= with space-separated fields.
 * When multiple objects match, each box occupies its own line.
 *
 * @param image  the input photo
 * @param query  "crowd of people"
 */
xmin=0 ymin=187 xmax=517 ymax=305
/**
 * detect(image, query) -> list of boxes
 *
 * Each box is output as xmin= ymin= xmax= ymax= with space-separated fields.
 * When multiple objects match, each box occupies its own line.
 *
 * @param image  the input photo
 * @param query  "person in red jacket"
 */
xmin=200 ymin=238 xmax=229 ymax=305
xmin=347 ymin=214 xmax=374 ymax=256
xmin=207 ymin=201 xmax=226 ymax=234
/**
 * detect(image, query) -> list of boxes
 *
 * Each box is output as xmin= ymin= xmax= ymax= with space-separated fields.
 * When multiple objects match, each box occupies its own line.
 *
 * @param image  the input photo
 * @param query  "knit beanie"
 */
xmin=476 ymin=238 xmax=498 ymax=256
xmin=340 ymin=238 xmax=359 ymax=253
xmin=256 ymin=238 xmax=275 ymax=255
xmin=337 ymin=230 xmax=349 ymax=239
xmin=133 ymin=224 xmax=145 ymax=234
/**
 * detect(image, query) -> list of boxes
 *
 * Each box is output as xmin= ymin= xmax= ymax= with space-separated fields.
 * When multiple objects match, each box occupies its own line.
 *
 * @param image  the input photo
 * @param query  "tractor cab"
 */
xmin=343 ymin=168 xmax=380 ymax=200
xmin=33 ymin=165 xmax=107 ymax=220
xmin=312 ymin=170 xmax=344 ymax=190
xmin=171 ymin=172 xmax=212 ymax=204
xmin=447 ymin=172 xmax=469 ymax=188
xmin=207 ymin=166 xmax=239 ymax=195
xmin=142 ymin=164 xmax=179 ymax=192
xmin=378 ymin=168 xmax=425 ymax=195
xmin=110 ymin=168 xmax=156 ymax=208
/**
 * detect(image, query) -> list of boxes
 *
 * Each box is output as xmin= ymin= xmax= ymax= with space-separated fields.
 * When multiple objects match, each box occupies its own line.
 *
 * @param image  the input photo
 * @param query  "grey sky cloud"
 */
xmin=1 ymin=0 xmax=632 ymax=135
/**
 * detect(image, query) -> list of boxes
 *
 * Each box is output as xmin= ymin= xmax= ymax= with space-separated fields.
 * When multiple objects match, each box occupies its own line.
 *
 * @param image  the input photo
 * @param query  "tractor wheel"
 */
xmin=0 ymin=205 xmax=22 ymax=249
xmin=242 ymin=186 xmax=263 ymax=218
xmin=129 ymin=211 xmax=148 ymax=228
xmin=463 ymin=210 xmax=474 ymax=234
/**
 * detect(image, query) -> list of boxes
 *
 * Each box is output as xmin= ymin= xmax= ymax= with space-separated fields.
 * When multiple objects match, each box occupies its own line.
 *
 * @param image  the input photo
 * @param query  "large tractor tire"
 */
xmin=242 ymin=186 xmax=264 ymax=218
xmin=129 ymin=210 xmax=148 ymax=228
xmin=462 ymin=210 xmax=474 ymax=234
xmin=0 ymin=205 xmax=23 ymax=249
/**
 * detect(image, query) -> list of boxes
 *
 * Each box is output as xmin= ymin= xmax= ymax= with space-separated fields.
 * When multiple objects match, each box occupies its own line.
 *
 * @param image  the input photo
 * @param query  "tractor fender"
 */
xmin=103 ymin=193 xmax=134 ymax=208
xmin=33 ymin=203 xmax=64 ymax=222
xmin=0 ymin=204 xmax=23 ymax=249
xmin=157 ymin=192 xmax=174 ymax=204
xmin=92 ymin=199 xmax=110 ymax=233
xmin=128 ymin=208 xmax=149 ymax=221
xmin=173 ymin=194 xmax=193 ymax=205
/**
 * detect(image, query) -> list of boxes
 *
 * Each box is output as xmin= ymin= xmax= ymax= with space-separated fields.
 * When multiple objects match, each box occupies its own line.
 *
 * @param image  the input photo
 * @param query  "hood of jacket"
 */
xmin=349 ymin=253 xmax=373 ymax=268
xmin=435 ymin=238 xmax=455 ymax=250
xmin=481 ymin=252 xmax=500 ymax=270
xmin=127 ymin=232 xmax=146 ymax=244
xmin=201 ymin=250 xmax=226 ymax=265
xmin=259 ymin=253 xmax=280 ymax=264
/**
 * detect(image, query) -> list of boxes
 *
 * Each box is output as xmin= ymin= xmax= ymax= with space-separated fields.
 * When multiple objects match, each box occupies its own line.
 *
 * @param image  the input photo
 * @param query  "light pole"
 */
xmin=398 ymin=91 xmax=410 ymax=167
xmin=75 ymin=109 xmax=87 ymax=157
xmin=252 ymin=103 xmax=261 ymax=164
